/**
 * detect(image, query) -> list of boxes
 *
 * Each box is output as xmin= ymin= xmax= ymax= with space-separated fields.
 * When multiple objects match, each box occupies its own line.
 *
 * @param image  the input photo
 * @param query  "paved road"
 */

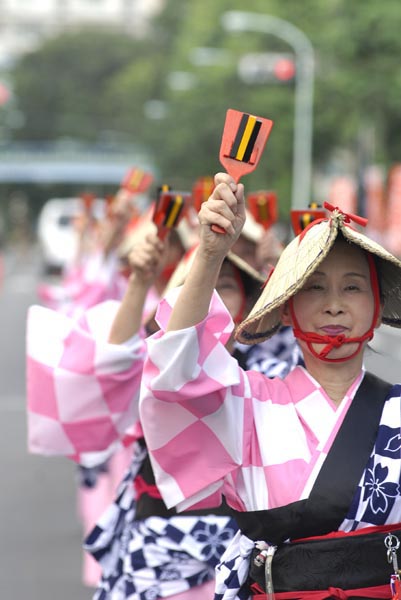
xmin=1 ymin=244 xmax=400 ymax=600
xmin=364 ymin=324 xmax=401 ymax=384
xmin=0 ymin=247 xmax=91 ymax=600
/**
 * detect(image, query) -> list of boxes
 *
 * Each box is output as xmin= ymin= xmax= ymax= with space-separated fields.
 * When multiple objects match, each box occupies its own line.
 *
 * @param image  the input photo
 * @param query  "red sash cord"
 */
xmin=134 ymin=475 xmax=162 ymax=500
xmin=294 ymin=521 xmax=401 ymax=543
xmin=251 ymin=582 xmax=391 ymax=599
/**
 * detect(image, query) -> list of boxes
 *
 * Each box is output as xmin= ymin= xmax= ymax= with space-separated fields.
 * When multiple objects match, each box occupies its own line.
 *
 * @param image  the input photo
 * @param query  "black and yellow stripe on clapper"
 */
xmin=257 ymin=195 xmax=270 ymax=223
xmin=299 ymin=203 xmax=322 ymax=230
xmin=128 ymin=168 xmax=145 ymax=190
xmin=163 ymin=194 xmax=184 ymax=228
xmin=299 ymin=212 xmax=313 ymax=230
xmin=299 ymin=212 xmax=320 ymax=231
xmin=228 ymin=113 xmax=262 ymax=163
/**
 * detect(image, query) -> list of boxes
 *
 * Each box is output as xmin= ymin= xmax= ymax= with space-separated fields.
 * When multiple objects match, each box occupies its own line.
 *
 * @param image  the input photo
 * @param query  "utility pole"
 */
xmin=221 ymin=11 xmax=315 ymax=209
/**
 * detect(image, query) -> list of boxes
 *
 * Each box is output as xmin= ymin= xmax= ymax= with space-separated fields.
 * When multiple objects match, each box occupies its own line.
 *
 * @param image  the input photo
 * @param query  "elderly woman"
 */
xmin=139 ymin=173 xmax=401 ymax=600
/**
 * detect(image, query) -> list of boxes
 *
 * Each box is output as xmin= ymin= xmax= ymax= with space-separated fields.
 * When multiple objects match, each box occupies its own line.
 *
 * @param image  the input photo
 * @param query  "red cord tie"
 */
xmin=298 ymin=202 xmax=368 ymax=244
xmin=293 ymin=330 xmax=346 ymax=358
xmin=323 ymin=201 xmax=368 ymax=228
xmin=319 ymin=334 xmax=346 ymax=358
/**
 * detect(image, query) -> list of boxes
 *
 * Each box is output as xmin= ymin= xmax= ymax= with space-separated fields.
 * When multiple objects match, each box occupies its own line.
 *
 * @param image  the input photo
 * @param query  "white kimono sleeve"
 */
xmin=27 ymin=300 xmax=145 ymax=462
xmin=140 ymin=287 xmax=249 ymax=510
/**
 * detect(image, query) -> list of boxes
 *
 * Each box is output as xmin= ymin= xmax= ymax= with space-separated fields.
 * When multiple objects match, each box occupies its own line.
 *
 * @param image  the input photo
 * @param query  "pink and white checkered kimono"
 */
xmin=26 ymin=299 xmax=145 ymax=464
xmin=140 ymin=288 xmax=366 ymax=513
xmin=26 ymin=295 xmax=240 ymax=599
xmin=139 ymin=288 xmax=401 ymax=599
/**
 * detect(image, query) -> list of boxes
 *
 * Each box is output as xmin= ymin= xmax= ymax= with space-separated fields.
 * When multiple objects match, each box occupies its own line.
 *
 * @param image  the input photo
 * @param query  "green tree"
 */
xmin=9 ymin=0 xmax=401 ymax=215
xmin=12 ymin=28 xmax=142 ymax=141
xmin=148 ymin=0 xmax=401 ymax=210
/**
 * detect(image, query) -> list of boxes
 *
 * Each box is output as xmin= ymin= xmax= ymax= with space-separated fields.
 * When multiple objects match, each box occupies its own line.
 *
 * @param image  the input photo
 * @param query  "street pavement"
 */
xmin=364 ymin=324 xmax=401 ymax=384
xmin=0 ymin=243 xmax=400 ymax=599
xmin=0 ymin=247 xmax=91 ymax=600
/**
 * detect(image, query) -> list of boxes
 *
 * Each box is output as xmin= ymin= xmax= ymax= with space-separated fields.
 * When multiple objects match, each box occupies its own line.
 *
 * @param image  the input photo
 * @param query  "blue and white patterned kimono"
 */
xmin=84 ymin=327 xmax=302 ymax=599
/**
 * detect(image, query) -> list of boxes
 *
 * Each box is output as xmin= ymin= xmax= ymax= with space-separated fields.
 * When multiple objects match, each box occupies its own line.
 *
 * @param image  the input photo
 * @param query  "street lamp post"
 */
xmin=221 ymin=11 xmax=314 ymax=209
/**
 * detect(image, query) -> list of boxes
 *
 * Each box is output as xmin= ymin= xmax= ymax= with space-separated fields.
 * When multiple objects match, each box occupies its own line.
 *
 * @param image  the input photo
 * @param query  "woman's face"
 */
xmin=282 ymin=241 xmax=379 ymax=361
xmin=216 ymin=261 xmax=245 ymax=321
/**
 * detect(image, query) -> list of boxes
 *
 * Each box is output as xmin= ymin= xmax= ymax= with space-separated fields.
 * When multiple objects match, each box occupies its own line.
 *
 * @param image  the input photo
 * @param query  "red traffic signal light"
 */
xmin=273 ymin=57 xmax=296 ymax=81
xmin=238 ymin=52 xmax=296 ymax=84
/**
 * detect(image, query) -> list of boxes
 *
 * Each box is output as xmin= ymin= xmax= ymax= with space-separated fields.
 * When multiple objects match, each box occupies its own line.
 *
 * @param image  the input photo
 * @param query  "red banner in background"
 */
xmin=363 ymin=165 xmax=387 ymax=243
xmin=385 ymin=164 xmax=401 ymax=256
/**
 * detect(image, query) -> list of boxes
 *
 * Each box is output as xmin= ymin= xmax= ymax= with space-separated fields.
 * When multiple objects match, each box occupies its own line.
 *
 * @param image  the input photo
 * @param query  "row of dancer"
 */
xmin=29 ymin=168 xmax=401 ymax=598
xmin=27 ymin=172 xmax=303 ymax=597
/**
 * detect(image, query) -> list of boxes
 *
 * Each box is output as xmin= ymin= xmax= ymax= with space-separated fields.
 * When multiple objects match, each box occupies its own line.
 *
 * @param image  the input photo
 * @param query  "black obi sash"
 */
xmin=250 ymin=523 xmax=401 ymax=594
xmin=228 ymin=372 xmax=394 ymax=592
xmin=135 ymin=438 xmax=232 ymax=520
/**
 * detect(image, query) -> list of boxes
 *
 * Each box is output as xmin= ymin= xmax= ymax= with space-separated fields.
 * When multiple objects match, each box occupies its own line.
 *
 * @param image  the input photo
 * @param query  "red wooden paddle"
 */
xmin=192 ymin=176 xmax=215 ymax=212
xmin=290 ymin=203 xmax=327 ymax=236
xmin=213 ymin=108 xmax=274 ymax=233
xmin=152 ymin=189 xmax=190 ymax=241
xmin=247 ymin=190 xmax=278 ymax=230
xmin=80 ymin=192 xmax=96 ymax=213
xmin=121 ymin=167 xmax=154 ymax=195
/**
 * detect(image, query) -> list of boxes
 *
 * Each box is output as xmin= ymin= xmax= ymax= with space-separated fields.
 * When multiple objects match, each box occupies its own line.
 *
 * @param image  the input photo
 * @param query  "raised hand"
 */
xmin=198 ymin=172 xmax=246 ymax=260
xmin=127 ymin=232 xmax=165 ymax=287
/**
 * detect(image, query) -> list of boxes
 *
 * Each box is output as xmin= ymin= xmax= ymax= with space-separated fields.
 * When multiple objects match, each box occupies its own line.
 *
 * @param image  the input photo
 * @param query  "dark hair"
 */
xmin=237 ymin=269 xmax=262 ymax=309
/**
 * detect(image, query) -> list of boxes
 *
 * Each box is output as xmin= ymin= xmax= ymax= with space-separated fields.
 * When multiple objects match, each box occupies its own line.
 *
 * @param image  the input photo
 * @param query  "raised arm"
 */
xmin=108 ymin=231 xmax=165 ymax=344
xmin=167 ymin=172 xmax=246 ymax=331
xmin=101 ymin=190 xmax=135 ymax=259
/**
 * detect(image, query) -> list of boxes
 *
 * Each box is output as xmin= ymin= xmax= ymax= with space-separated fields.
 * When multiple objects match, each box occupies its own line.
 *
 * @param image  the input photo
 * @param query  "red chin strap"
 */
xmin=290 ymin=253 xmax=381 ymax=363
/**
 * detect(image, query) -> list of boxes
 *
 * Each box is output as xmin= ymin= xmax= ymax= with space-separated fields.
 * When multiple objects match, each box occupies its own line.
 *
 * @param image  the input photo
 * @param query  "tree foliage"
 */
xmin=9 ymin=0 xmax=401 ymax=215
xmin=12 ymin=28 xmax=141 ymax=141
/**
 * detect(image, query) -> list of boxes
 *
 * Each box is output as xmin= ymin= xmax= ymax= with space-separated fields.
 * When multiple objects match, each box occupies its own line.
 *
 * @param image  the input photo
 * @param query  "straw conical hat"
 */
xmin=144 ymin=244 xmax=264 ymax=334
xmin=241 ymin=208 xmax=264 ymax=243
xmin=235 ymin=208 xmax=401 ymax=344
xmin=163 ymin=244 xmax=265 ymax=296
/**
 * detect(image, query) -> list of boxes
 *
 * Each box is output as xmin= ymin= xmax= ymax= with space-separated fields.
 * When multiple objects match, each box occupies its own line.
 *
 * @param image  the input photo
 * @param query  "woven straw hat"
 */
xmin=235 ymin=208 xmax=401 ymax=344
xmin=241 ymin=208 xmax=264 ymax=243
xmin=144 ymin=244 xmax=264 ymax=334
xmin=163 ymin=244 xmax=265 ymax=296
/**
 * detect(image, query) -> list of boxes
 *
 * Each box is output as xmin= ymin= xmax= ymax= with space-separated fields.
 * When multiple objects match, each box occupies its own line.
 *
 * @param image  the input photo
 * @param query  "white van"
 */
xmin=37 ymin=197 xmax=105 ymax=274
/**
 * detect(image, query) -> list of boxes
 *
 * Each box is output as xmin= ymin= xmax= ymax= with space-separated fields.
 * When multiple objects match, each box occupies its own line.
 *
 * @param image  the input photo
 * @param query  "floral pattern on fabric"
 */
xmin=343 ymin=387 xmax=401 ymax=530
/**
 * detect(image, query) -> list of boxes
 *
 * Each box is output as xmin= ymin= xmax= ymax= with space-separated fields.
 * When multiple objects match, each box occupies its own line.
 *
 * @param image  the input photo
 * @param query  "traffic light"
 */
xmin=238 ymin=52 xmax=296 ymax=84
